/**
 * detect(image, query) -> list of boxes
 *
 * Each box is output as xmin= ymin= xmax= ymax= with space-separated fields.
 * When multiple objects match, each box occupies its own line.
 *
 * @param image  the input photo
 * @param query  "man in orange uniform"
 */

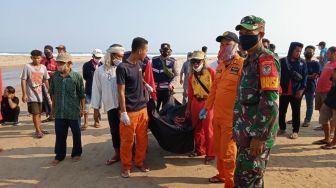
xmin=116 ymin=37 xmax=150 ymax=178
xmin=185 ymin=50 xmax=215 ymax=164
xmin=199 ymin=31 xmax=244 ymax=187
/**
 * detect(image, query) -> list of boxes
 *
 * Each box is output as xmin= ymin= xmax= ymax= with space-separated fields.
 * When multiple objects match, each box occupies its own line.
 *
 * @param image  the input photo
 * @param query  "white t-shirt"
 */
xmin=20 ymin=63 xmax=49 ymax=102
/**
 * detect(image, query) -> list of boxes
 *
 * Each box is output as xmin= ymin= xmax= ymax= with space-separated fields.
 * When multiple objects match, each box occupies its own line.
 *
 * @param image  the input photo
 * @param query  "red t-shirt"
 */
xmin=41 ymin=56 xmax=58 ymax=76
xmin=316 ymin=62 xmax=336 ymax=93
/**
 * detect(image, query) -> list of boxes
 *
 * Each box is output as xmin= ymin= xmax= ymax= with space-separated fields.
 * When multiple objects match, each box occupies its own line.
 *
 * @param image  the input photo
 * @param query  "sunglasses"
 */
xmin=190 ymin=59 xmax=202 ymax=64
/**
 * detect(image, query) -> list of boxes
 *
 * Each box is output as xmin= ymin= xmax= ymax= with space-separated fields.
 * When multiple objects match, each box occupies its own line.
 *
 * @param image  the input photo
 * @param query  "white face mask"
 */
xmin=193 ymin=63 xmax=204 ymax=72
xmin=57 ymin=64 xmax=66 ymax=72
xmin=113 ymin=59 xmax=122 ymax=66
xmin=93 ymin=58 xmax=101 ymax=64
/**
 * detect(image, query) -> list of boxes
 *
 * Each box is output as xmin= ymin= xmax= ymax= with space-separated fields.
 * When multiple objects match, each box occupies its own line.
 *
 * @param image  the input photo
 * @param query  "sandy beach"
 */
xmin=0 ymin=55 xmax=335 ymax=188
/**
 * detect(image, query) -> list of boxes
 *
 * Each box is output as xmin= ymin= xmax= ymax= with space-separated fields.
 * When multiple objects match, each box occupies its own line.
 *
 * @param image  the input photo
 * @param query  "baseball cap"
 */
xmin=190 ymin=51 xmax=205 ymax=60
xmin=160 ymin=43 xmax=171 ymax=50
xmin=92 ymin=49 xmax=104 ymax=58
xmin=216 ymin=31 xmax=239 ymax=43
xmin=56 ymin=52 xmax=72 ymax=63
xmin=56 ymin=44 xmax=66 ymax=49
xmin=317 ymin=41 xmax=326 ymax=47
xmin=235 ymin=15 xmax=265 ymax=31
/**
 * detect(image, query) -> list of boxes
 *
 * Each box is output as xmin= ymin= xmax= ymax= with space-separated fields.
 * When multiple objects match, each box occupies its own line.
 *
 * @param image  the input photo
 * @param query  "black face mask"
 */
xmin=44 ymin=52 xmax=52 ymax=58
xmin=239 ymin=34 xmax=259 ymax=51
xmin=304 ymin=52 xmax=313 ymax=59
xmin=161 ymin=51 xmax=169 ymax=58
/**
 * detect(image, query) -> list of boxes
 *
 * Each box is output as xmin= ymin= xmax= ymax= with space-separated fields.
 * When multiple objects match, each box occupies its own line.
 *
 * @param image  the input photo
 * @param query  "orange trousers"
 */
xmin=120 ymin=107 xmax=149 ymax=170
xmin=213 ymin=118 xmax=237 ymax=188
xmin=191 ymin=99 xmax=215 ymax=157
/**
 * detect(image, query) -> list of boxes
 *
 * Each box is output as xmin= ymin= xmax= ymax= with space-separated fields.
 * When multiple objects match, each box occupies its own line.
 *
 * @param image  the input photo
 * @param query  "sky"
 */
xmin=1 ymin=0 xmax=336 ymax=54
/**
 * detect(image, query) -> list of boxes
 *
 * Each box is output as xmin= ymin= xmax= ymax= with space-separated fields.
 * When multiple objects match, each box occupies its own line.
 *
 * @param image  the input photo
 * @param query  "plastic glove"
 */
xmin=199 ymin=108 xmax=208 ymax=120
xmin=145 ymin=83 xmax=153 ymax=93
xmin=168 ymin=84 xmax=174 ymax=91
xmin=121 ymin=112 xmax=131 ymax=125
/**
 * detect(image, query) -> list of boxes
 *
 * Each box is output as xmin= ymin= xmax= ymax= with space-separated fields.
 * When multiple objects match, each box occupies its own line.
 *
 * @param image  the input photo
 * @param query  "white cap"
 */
xmin=92 ymin=49 xmax=104 ymax=58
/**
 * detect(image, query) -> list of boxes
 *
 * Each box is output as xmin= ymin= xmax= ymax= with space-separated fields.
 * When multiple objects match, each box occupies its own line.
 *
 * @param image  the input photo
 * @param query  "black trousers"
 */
xmin=156 ymin=89 xmax=171 ymax=111
xmin=55 ymin=119 xmax=82 ymax=161
xmin=279 ymin=95 xmax=302 ymax=133
xmin=1 ymin=107 xmax=20 ymax=122
xmin=107 ymin=108 xmax=120 ymax=149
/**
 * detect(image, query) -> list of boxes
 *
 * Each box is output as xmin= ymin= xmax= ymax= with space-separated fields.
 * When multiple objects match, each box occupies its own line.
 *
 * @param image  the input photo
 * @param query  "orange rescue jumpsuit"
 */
xmin=204 ymin=54 xmax=244 ymax=188
xmin=188 ymin=67 xmax=215 ymax=158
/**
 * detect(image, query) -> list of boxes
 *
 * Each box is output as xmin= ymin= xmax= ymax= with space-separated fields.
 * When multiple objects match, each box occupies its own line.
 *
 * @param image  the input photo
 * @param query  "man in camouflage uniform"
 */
xmin=233 ymin=15 xmax=280 ymax=188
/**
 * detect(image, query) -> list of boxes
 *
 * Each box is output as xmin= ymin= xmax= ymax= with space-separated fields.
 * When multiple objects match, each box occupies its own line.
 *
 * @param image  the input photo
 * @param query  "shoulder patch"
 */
xmin=259 ymin=55 xmax=280 ymax=91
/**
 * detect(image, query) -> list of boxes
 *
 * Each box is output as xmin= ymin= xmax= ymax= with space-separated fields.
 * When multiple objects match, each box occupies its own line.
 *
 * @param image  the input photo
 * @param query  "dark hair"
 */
xmin=319 ymin=41 xmax=326 ymax=47
xmin=269 ymin=43 xmax=276 ymax=50
xmin=5 ymin=86 xmax=15 ymax=94
xmin=30 ymin=49 xmax=42 ymax=56
xmin=262 ymin=38 xmax=270 ymax=44
xmin=328 ymin=46 xmax=336 ymax=54
xmin=44 ymin=45 xmax=53 ymax=52
xmin=131 ymin=37 xmax=148 ymax=52
xmin=305 ymin=45 xmax=316 ymax=51
xmin=201 ymin=46 xmax=208 ymax=52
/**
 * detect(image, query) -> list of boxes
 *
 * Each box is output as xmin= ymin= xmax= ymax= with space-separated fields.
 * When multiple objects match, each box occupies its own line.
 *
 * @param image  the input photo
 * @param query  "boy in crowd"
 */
xmin=1 ymin=86 xmax=20 ymax=125
xmin=21 ymin=50 xmax=49 ymax=138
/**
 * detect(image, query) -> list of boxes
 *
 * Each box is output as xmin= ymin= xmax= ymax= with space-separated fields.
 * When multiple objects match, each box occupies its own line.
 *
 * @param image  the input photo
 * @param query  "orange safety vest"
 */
xmin=205 ymin=54 xmax=244 ymax=122
xmin=191 ymin=68 xmax=213 ymax=98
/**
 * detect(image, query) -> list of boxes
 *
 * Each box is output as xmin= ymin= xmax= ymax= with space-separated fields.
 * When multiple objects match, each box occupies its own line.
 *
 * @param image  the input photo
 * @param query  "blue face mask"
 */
xmin=239 ymin=34 xmax=259 ymax=51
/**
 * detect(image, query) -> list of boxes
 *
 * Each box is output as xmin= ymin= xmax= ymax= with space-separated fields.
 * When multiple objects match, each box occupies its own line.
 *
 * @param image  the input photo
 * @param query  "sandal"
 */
xmin=50 ymin=159 xmax=61 ymax=166
xmin=72 ymin=156 xmax=81 ymax=162
xmin=42 ymin=117 xmax=54 ymax=123
xmin=209 ymin=174 xmax=225 ymax=183
xmin=81 ymin=124 xmax=88 ymax=131
xmin=289 ymin=133 xmax=299 ymax=139
xmin=313 ymin=126 xmax=323 ymax=131
xmin=321 ymin=143 xmax=336 ymax=150
xmin=188 ymin=152 xmax=200 ymax=157
xmin=35 ymin=132 xmax=44 ymax=139
xmin=41 ymin=130 xmax=49 ymax=134
xmin=121 ymin=169 xmax=131 ymax=178
xmin=302 ymin=122 xmax=310 ymax=127
xmin=204 ymin=156 xmax=215 ymax=165
xmin=312 ymin=139 xmax=330 ymax=145
xmin=105 ymin=156 xmax=120 ymax=165
xmin=135 ymin=165 xmax=150 ymax=172
xmin=94 ymin=122 xmax=101 ymax=128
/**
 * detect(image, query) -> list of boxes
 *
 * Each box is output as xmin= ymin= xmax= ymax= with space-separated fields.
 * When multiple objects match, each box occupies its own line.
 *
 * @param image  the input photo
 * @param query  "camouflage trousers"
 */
xmin=234 ymin=146 xmax=271 ymax=188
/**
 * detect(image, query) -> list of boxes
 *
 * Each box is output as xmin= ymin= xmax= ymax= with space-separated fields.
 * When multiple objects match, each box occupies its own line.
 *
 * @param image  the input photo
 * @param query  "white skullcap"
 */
xmin=106 ymin=46 xmax=125 ymax=54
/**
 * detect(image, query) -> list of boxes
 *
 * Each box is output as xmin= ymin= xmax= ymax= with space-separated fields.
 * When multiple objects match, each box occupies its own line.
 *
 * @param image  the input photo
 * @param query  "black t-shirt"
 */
xmin=116 ymin=61 xmax=147 ymax=112
xmin=325 ymin=85 xmax=336 ymax=109
xmin=1 ymin=96 xmax=20 ymax=121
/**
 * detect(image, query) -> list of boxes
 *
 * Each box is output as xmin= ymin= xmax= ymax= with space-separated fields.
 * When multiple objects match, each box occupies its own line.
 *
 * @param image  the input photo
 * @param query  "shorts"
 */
xmin=27 ymin=102 xmax=43 ymax=115
xmin=85 ymin=95 xmax=91 ymax=113
xmin=315 ymin=92 xmax=328 ymax=111
xmin=319 ymin=103 xmax=336 ymax=124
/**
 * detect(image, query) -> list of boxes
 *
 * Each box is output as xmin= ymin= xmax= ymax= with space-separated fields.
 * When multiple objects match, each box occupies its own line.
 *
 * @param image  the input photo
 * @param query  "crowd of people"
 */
xmin=0 ymin=14 xmax=336 ymax=187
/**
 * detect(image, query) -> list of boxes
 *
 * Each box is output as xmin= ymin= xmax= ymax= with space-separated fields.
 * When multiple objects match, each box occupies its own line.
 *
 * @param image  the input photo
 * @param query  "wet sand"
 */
xmin=0 ymin=56 xmax=335 ymax=188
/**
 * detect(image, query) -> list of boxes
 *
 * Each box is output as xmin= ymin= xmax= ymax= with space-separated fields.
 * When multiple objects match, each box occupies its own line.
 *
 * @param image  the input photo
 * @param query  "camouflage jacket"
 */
xmin=233 ymin=48 xmax=280 ymax=149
